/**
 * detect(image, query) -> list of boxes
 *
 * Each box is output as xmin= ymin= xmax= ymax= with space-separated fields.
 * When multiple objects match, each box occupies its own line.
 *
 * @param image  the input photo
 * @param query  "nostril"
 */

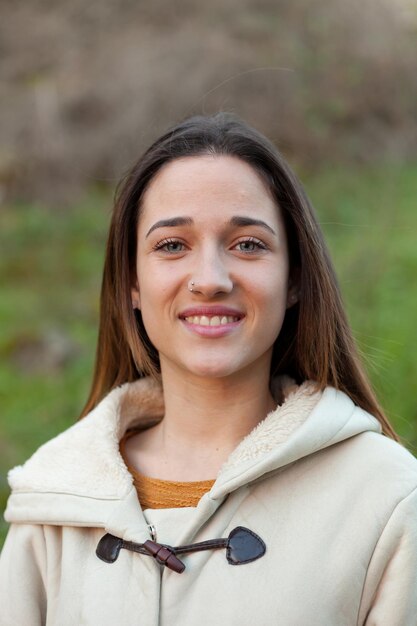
xmin=186 ymin=270 xmax=234 ymax=296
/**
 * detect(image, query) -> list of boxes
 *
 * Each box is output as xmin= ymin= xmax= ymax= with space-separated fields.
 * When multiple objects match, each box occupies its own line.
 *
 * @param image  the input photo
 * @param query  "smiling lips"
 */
xmin=184 ymin=315 xmax=240 ymax=326
xmin=179 ymin=307 xmax=244 ymax=334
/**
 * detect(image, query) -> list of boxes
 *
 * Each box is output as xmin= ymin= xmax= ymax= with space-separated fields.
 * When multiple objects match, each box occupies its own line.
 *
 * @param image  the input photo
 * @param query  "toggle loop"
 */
xmin=96 ymin=526 xmax=266 ymax=574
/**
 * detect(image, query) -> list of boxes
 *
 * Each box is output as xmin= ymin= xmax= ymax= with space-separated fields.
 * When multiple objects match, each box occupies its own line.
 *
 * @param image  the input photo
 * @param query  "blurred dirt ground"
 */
xmin=1 ymin=0 xmax=417 ymax=204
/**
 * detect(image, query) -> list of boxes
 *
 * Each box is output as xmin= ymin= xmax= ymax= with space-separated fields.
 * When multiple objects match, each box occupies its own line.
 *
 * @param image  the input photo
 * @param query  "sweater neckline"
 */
xmin=119 ymin=431 xmax=216 ymax=508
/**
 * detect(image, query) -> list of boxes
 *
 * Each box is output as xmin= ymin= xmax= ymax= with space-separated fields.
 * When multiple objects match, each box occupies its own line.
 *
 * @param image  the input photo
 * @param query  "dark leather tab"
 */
xmin=226 ymin=526 xmax=266 ymax=565
xmin=96 ymin=533 xmax=123 ymax=563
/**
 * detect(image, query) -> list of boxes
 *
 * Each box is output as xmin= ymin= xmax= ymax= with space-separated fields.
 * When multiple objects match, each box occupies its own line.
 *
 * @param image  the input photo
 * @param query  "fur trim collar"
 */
xmin=8 ymin=377 xmax=321 ymax=499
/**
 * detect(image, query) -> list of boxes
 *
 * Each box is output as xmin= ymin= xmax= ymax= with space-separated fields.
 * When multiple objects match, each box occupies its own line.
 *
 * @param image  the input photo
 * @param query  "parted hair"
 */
xmin=79 ymin=112 xmax=398 ymax=441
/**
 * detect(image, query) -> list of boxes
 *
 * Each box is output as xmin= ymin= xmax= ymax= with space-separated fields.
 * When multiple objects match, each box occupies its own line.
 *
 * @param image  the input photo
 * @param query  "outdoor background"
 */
xmin=1 ymin=0 xmax=417 ymax=548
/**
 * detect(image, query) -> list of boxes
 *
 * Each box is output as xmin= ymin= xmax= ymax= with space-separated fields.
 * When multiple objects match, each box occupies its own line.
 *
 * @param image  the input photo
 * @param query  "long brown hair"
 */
xmin=79 ymin=112 xmax=398 ymax=440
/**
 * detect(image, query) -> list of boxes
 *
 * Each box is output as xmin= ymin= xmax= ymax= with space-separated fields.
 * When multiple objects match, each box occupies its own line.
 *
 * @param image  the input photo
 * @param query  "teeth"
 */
xmin=184 ymin=315 xmax=240 ymax=325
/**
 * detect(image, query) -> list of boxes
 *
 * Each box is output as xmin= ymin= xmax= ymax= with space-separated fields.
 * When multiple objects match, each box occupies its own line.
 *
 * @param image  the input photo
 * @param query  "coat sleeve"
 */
xmin=358 ymin=486 xmax=417 ymax=626
xmin=0 ymin=523 xmax=47 ymax=626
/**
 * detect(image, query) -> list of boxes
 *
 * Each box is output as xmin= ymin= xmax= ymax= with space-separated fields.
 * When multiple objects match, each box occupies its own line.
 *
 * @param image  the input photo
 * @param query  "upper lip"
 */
xmin=179 ymin=306 xmax=245 ymax=319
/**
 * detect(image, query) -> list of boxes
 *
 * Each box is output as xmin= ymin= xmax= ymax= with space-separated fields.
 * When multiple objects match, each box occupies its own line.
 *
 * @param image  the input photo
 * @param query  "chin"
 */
xmin=181 ymin=356 xmax=250 ymax=380
xmin=193 ymin=368 xmax=238 ymax=380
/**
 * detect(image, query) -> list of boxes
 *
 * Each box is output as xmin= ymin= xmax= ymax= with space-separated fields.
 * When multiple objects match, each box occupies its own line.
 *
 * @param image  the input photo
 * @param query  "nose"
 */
xmin=189 ymin=248 xmax=233 ymax=297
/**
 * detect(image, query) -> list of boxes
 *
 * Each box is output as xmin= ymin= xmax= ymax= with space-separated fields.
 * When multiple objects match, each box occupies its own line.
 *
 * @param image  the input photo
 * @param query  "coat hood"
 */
xmin=4 ymin=376 xmax=382 ymax=538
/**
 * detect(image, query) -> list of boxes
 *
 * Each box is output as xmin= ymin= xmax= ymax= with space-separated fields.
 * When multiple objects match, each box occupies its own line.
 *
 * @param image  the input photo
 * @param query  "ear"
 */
xmin=286 ymin=269 xmax=300 ymax=309
xmin=286 ymin=288 xmax=299 ymax=308
xmin=131 ymin=280 xmax=141 ymax=310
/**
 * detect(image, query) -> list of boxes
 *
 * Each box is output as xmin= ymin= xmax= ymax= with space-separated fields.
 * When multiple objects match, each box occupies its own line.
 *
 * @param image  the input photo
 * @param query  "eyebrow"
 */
xmin=230 ymin=216 xmax=276 ymax=235
xmin=146 ymin=217 xmax=193 ymax=238
xmin=145 ymin=215 xmax=276 ymax=238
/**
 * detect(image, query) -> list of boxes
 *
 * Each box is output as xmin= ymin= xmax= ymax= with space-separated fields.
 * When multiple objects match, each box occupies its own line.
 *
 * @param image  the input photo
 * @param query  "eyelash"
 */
xmin=152 ymin=237 xmax=268 ymax=254
xmin=152 ymin=238 xmax=186 ymax=253
xmin=235 ymin=237 xmax=268 ymax=253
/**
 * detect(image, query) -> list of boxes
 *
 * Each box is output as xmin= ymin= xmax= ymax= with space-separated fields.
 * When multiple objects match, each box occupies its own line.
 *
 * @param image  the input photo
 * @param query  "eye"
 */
xmin=234 ymin=237 xmax=268 ymax=253
xmin=152 ymin=238 xmax=186 ymax=254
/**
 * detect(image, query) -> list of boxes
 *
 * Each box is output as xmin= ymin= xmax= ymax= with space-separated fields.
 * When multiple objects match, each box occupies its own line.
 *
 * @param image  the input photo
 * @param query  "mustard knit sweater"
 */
xmin=119 ymin=432 xmax=215 ymax=509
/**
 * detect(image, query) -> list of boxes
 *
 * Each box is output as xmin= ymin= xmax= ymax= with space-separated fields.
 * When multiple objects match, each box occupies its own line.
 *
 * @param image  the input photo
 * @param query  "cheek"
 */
xmin=252 ymin=268 xmax=289 ymax=308
xmin=138 ymin=272 xmax=176 ymax=315
xmin=138 ymin=306 xmax=166 ymax=356
xmin=136 ymin=269 xmax=175 ymax=347
xmin=251 ymin=272 xmax=289 ymax=337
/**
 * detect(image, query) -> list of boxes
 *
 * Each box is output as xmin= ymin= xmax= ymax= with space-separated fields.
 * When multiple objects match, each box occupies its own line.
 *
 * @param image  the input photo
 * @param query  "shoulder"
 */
xmin=310 ymin=386 xmax=417 ymax=490
xmin=321 ymin=429 xmax=417 ymax=510
xmin=342 ymin=429 xmax=417 ymax=475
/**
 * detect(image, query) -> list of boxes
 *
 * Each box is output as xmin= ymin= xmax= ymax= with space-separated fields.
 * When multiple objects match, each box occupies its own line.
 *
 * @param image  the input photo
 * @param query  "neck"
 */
xmin=124 ymin=358 xmax=279 ymax=482
xmin=157 ymin=359 xmax=277 ymax=458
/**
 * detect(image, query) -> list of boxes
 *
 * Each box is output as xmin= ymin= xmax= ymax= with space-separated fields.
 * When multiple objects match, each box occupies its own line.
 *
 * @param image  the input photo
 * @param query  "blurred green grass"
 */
xmin=1 ymin=164 xmax=416 ymax=548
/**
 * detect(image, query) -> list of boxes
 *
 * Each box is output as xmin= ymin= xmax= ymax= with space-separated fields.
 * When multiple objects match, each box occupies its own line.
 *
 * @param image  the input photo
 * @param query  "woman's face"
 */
xmin=132 ymin=155 xmax=294 ymax=381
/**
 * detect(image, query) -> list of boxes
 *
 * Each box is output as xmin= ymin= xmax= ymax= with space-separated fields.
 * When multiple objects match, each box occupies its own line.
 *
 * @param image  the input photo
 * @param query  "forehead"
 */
xmin=139 ymin=155 xmax=282 ymax=228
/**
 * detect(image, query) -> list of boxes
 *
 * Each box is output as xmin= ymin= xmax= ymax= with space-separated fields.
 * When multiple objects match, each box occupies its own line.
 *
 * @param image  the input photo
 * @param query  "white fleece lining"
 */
xmin=220 ymin=380 xmax=320 ymax=473
xmin=8 ymin=377 xmax=321 ymax=499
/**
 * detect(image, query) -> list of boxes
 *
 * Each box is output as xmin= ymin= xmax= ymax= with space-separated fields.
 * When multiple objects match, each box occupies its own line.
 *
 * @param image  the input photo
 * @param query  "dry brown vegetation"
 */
xmin=1 ymin=0 xmax=417 ymax=204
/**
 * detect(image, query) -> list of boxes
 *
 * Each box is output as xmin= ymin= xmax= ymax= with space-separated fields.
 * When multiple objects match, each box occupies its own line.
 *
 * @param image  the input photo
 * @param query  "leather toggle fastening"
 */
xmin=143 ymin=541 xmax=185 ymax=573
xmin=96 ymin=526 xmax=266 ymax=574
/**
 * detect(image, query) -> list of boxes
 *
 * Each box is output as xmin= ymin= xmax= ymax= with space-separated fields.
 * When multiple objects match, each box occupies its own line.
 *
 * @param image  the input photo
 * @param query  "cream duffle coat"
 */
xmin=1 ymin=377 xmax=417 ymax=625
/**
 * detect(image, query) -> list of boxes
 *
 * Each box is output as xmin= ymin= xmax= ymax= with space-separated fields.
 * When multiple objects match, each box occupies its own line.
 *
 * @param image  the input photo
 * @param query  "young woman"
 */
xmin=1 ymin=113 xmax=417 ymax=625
